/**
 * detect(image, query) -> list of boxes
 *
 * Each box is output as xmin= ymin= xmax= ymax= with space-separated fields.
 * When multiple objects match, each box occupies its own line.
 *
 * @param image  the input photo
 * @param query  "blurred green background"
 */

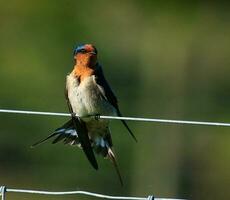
xmin=0 ymin=1 xmax=230 ymax=200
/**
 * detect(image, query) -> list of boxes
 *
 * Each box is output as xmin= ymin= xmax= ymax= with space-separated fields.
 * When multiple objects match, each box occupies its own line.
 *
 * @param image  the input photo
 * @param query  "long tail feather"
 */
xmin=107 ymin=148 xmax=123 ymax=186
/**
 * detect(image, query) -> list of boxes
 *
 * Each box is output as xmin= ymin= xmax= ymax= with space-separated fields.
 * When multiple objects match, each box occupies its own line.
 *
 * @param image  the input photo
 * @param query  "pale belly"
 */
xmin=66 ymin=74 xmax=117 ymax=118
xmin=66 ymin=74 xmax=116 ymax=142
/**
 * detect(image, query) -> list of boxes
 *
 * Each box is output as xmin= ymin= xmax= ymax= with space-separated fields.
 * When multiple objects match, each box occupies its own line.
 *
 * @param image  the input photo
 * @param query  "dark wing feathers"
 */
xmin=31 ymin=120 xmax=79 ymax=147
xmin=31 ymin=132 xmax=60 ymax=148
xmin=95 ymin=65 xmax=137 ymax=142
xmin=52 ymin=133 xmax=67 ymax=144
xmin=31 ymin=117 xmax=99 ymax=170
xmin=71 ymin=116 xmax=98 ymax=170
xmin=65 ymin=86 xmax=99 ymax=170
xmin=117 ymin=110 xmax=137 ymax=142
xmin=95 ymin=66 xmax=118 ymax=109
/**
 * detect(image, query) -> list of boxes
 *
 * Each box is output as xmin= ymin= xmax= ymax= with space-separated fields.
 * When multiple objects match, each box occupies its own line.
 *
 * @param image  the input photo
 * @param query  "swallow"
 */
xmin=32 ymin=44 xmax=137 ymax=185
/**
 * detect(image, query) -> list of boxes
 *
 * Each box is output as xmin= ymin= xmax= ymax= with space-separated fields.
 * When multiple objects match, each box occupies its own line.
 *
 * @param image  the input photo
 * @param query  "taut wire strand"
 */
xmin=0 ymin=186 xmax=186 ymax=200
xmin=0 ymin=108 xmax=230 ymax=127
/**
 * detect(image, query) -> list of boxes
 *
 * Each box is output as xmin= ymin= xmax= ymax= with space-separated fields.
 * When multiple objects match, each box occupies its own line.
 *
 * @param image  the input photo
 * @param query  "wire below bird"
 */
xmin=0 ymin=186 xmax=186 ymax=200
xmin=0 ymin=108 xmax=230 ymax=127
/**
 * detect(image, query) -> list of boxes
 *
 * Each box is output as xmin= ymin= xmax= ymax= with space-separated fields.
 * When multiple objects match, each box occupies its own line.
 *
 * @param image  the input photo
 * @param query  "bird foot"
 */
xmin=94 ymin=114 xmax=100 ymax=120
xmin=71 ymin=112 xmax=77 ymax=118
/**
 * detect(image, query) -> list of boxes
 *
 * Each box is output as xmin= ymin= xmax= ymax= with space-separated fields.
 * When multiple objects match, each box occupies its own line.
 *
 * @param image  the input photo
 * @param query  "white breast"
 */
xmin=66 ymin=74 xmax=117 ymax=118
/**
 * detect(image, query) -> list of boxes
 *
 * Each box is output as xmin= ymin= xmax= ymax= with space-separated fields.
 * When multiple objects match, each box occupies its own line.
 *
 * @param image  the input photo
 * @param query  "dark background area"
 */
xmin=0 ymin=1 xmax=230 ymax=200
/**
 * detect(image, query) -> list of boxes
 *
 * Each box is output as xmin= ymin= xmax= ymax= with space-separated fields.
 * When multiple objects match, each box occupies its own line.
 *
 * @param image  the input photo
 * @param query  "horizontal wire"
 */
xmin=0 ymin=186 xmax=185 ymax=200
xmin=0 ymin=108 xmax=230 ymax=127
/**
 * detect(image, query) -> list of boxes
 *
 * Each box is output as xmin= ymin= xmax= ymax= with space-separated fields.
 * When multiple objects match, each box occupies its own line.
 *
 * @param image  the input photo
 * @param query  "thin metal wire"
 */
xmin=0 ymin=108 xmax=230 ymax=127
xmin=0 ymin=186 xmax=6 ymax=200
xmin=0 ymin=186 xmax=185 ymax=200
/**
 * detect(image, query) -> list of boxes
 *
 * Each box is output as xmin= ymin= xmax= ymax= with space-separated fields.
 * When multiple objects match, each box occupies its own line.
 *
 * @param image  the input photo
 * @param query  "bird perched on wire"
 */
xmin=32 ymin=44 xmax=137 ymax=185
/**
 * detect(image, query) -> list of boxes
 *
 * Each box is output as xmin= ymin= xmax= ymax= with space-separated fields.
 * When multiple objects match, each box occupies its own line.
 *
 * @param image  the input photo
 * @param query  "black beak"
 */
xmin=89 ymin=51 xmax=97 ymax=55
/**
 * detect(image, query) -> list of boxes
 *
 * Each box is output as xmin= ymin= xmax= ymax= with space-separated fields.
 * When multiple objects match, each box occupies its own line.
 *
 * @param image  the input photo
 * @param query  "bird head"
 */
xmin=74 ymin=44 xmax=97 ymax=55
xmin=73 ymin=44 xmax=98 ymax=67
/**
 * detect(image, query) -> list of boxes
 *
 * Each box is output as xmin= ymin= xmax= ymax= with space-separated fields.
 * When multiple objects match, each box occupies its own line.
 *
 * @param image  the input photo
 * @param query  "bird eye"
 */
xmin=80 ymin=49 xmax=87 ymax=53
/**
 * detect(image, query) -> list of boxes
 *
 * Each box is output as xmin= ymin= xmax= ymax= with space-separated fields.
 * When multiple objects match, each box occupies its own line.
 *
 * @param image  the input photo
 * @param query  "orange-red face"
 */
xmin=74 ymin=44 xmax=98 ymax=67
xmin=74 ymin=44 xmax=97 ymax=58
